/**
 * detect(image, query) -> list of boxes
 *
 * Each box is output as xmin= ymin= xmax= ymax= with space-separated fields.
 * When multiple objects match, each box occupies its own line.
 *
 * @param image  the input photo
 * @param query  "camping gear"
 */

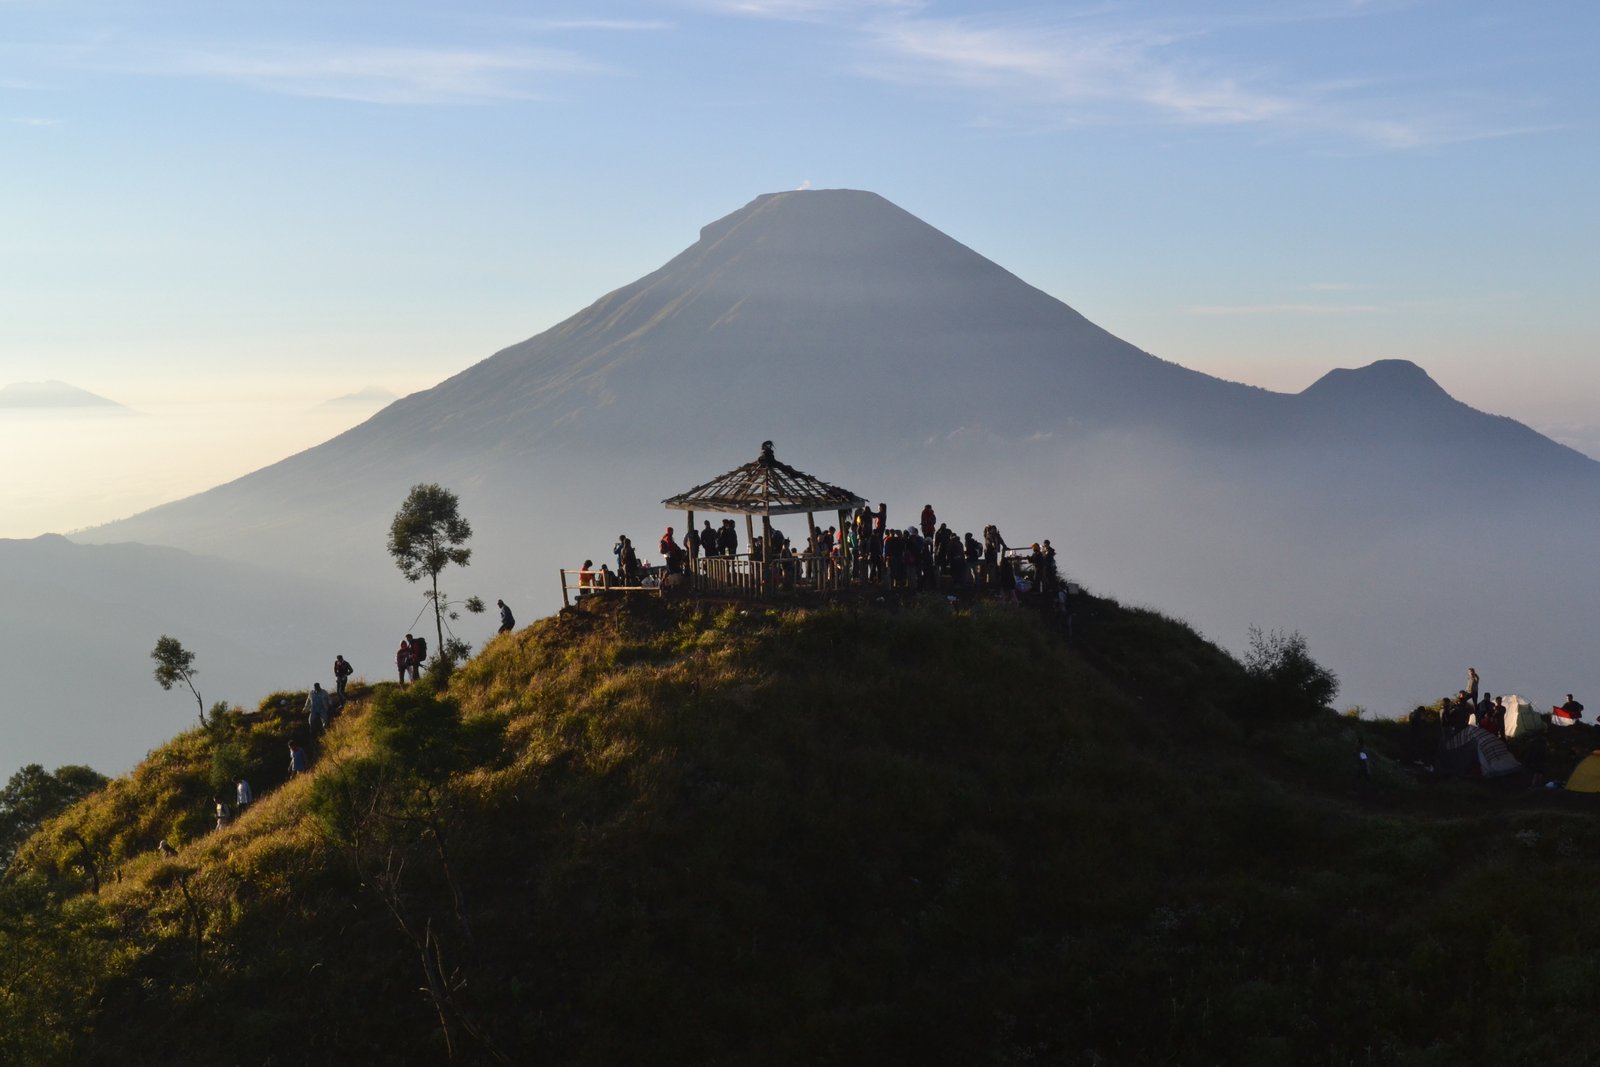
xmin=1502 ymin=696 xmax=1546 ymax=738
xmin=1436 ymin=725 xmax=1524 ymax=779
xmin=1566 ymin=752 xmax=1600 ymax=793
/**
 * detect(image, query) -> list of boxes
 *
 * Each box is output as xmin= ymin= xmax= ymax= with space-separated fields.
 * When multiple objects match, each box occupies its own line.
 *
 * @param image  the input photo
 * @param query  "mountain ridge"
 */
xmin=61 ymin=188 xmax=1600 ymax=730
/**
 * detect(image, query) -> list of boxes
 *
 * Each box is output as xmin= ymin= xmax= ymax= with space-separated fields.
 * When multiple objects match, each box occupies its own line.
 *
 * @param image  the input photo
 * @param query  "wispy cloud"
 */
xmin=699 ymin=0 xmax=1547 ymax=149
xmin=122 ymin=43 xmax=607 ymax=105
xmin=517 ymin=18 xmax=675 ymax=32
xmin=863 ymin=15 xmax=1300 ymax=126
xmin=692 ymin=0 xmax=924 ymax=20
xmin=1185 ymin=303 xmax=1385 ymax=317
xmin=1300 ymin=282 xmax=1368 ymax=292
xmin=6 ymin=116 xmax=61 ymax=127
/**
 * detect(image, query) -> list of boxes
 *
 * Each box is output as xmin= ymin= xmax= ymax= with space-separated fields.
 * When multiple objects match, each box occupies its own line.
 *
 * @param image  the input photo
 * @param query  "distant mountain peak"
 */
xmin=0 ymin=380 xmax=127 ymax=410
xmin=314 ymin=386 xmax=398 ymax=412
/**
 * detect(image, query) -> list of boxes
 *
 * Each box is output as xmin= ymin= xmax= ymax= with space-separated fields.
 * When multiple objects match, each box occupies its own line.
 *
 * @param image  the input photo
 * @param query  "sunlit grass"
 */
xmin=8 ymin=591 xmax=1600 ymax=1064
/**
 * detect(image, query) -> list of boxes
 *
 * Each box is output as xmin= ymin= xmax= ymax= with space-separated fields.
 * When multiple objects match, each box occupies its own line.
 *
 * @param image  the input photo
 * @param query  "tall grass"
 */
xmin=5 ymin=593 xmax=1600 ymax=1065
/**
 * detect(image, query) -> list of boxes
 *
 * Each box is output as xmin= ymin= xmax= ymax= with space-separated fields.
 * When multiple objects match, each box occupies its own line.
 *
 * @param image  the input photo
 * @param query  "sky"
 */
xmin=2 ymin=0 xmax=1596 ymax=538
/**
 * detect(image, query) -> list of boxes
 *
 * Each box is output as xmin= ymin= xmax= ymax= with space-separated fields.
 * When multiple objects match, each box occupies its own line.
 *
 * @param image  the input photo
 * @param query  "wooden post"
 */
xmin=745 ymin=513 xmax=757 ymax=592
xmin=761 ymin=511 xmax=772 ymax=595
xmin=685 ymin=509 xmax=695 ymax=590
xmin=805 ymin=510 xmax=818 ymax=589
xmin=838 ymin=508 xmax=849 ymax=589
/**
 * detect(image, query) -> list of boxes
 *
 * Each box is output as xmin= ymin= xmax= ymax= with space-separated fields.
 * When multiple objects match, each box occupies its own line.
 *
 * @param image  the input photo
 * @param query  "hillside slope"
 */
xmin=5 ymin=594 xmax=1600 ymax=1065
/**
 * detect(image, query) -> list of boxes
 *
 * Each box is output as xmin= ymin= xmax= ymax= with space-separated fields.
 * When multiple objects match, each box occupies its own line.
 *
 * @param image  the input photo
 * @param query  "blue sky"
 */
xmin=3 ymin=0 xmax=1596 ymax=534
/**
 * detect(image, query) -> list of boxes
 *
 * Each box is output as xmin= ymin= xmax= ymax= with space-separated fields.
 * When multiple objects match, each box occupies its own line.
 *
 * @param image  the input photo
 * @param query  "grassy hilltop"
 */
xmin=4 ymin=592 xmax=1600 ymax=1065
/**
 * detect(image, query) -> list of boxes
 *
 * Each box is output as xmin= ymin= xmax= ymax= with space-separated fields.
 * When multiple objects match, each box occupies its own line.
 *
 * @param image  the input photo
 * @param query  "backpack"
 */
xmin=413 ymin=637 xmax=427 ymax=661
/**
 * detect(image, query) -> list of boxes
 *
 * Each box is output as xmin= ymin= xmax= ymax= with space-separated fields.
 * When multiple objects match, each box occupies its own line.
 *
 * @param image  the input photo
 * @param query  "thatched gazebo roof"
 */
xmin=662 ymin=441 xmax=866 ymax=517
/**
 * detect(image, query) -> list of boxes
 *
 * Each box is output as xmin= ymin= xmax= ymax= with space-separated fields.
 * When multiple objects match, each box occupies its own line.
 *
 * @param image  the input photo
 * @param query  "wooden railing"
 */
xmin=559 ymin=549 xmax=1055 ymax=605
xmin=558 ymin=568 xmax=666 ymax=607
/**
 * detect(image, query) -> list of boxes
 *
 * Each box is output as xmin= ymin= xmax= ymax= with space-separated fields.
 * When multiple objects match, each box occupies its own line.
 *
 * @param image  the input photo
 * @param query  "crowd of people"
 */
xmin=592 ymin=502 xmax=1062 ymax=602
xmin=1407 ymin=663 xmax=1586 ymax=762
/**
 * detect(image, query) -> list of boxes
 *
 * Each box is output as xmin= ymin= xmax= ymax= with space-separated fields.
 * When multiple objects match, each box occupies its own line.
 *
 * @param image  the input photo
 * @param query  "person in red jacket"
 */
xmin=659 ymin=527 xmax=683 ymax=574
xmin=396 ymin=638 xmax=413 ymax=685
xmin=920 ymin=504 xmax=936 ymax=540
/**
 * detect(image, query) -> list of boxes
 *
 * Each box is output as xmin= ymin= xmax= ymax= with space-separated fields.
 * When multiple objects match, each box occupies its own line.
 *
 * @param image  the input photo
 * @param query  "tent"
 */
xmin=1502 ymin=695 xmax=1546 ymax=738
xmin=1437 ymin=725 xmax=1524 ymax=779
xmin=1566 ymin=753 xmax=1600 ymax=792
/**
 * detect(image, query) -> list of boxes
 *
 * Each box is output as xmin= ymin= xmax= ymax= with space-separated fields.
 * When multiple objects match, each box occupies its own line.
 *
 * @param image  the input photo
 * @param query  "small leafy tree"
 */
xmin=0 ymin=763 xmax=107 ymax=873
xmin=388 ymin=484 xmax=474 ymax=675
xmin=152 ymin=635 xmax=205 ymax=724
xmin=1243 ymin=626 xmax=1339 ymax=717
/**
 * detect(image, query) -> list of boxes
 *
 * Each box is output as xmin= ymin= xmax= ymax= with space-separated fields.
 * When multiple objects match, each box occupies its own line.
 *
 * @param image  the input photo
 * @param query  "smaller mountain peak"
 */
xmin=1300 ymin=360 xmax=1450 ymax=403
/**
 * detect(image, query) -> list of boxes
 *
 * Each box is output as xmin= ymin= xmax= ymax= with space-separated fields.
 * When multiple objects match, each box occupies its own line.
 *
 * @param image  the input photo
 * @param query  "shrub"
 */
xmin=1241 ymin=626 xmax=1338 ymax=718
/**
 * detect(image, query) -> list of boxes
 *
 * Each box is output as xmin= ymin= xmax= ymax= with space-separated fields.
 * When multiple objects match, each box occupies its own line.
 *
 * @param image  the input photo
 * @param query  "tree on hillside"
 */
xmin=1243 ymin=626 xmax=1339 ymax=717
xmin=0 ymin=763 xmax=107 ymax=873
xmin=309 ymin=684 xmax=504 ymax=1061
xmin=152 ymin=635 xmax=205 ymax=724
xmin=388 ymin=484 xmax=474 ymax=676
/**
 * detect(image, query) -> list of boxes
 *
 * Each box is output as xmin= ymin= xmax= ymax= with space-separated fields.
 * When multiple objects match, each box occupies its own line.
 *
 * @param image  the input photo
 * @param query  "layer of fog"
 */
xmin=0 ymin=400 xmax=394 ymax=539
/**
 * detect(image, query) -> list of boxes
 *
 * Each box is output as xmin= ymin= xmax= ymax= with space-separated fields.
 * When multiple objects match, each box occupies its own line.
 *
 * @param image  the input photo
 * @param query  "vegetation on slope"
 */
xmin=3 ymin=593 xmax=1600 ymax=1065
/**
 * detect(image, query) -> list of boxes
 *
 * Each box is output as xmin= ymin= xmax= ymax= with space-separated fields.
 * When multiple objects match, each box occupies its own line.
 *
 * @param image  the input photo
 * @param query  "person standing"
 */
xmin=235 ymin=777 xmax=254 ymax=813
xmin=1483 ymin=696 xmax=1506 ymax=738
xmin=920 ymin=504 xmax=936 ymax=540
xmin=997 ymin=553 xmax=1018 ymax=603
xmin=1467 ymin=666 xmax=1480 ymax=707
xmin=305 ymin=682 xmax=330 ymax=733
xmin=333 ymin=654 xmax=353 ymax=697
xmin=288 ymin=739 xmax=309 ymax=775
xmin=396 ymin=638 xmax=413 ymax=685
xmin=497 ymin=599 xmax=516 ymax=634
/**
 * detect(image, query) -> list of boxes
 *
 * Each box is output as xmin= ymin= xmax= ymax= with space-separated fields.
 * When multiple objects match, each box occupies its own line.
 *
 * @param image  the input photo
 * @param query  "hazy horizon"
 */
xmin=4 ymin=1 xmax=1597 ymax=543
xmin=5 ymin=303 xmax=1599 ymax=540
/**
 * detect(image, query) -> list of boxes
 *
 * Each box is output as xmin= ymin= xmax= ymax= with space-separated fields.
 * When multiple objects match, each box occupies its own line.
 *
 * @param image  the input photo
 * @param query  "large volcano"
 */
xmin=75 ymin=189 xmax=1600 ymax=727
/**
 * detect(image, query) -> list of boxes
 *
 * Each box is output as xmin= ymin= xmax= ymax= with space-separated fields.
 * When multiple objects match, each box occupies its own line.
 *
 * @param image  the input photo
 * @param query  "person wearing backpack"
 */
xmin=497 ymin=599 xmax=515 ymax=634
xmin=408 ymin=634 xmax=427 ymax=679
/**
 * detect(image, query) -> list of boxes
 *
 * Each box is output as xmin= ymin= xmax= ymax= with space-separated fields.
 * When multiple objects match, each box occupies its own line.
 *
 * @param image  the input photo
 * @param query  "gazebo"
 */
xmin=662 ymin=441 xmax=867 ymax=595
